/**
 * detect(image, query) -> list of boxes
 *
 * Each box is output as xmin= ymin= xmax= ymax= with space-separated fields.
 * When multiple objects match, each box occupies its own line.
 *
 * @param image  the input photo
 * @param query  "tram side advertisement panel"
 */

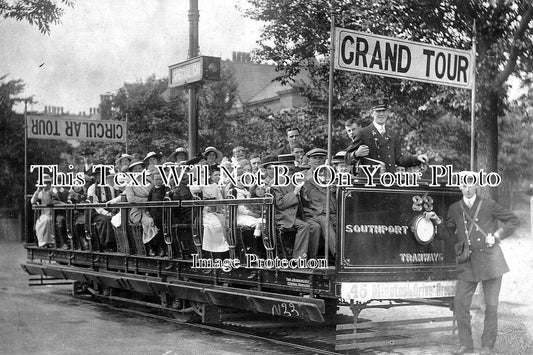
xmin=339 ymin=187 xmax=460 ymax=281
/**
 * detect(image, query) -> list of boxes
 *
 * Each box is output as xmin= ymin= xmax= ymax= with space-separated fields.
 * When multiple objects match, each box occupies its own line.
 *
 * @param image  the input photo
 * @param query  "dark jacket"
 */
xmin=346 ymin=123 xmax=420 ymax=172
xmin=445 ymin=196 xmax=520 ymax=281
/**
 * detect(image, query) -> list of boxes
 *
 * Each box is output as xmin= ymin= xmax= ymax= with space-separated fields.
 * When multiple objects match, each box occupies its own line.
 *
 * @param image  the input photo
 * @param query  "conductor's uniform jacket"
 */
xmin=346 ymin=123 xmax=420 ymax=173
xmin=445 ymin=196 xmax=519 ymax=281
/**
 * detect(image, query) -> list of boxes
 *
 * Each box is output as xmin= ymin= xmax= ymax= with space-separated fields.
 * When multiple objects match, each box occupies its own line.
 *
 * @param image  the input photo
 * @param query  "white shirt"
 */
xmin=374 ymin=122 xmax=386 ymax=135
xmin=463 ymin=195 xmax=477 ymax=209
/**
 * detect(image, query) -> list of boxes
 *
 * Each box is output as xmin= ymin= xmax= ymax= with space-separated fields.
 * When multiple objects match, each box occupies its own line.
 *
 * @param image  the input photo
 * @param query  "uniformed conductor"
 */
xmin=446 ymin=174 xmax=520 ymax=354
xmin=345 ymin=98 xmax=428 ymax=172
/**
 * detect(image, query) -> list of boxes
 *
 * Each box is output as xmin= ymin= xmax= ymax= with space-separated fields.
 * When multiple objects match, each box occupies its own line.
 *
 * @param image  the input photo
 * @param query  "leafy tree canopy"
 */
xmin=0 ymin=0 xmax=74 ymax=34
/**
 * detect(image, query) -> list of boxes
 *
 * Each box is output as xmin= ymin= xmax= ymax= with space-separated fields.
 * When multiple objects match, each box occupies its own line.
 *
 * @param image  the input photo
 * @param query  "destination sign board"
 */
xmin=27 ymin=115 xmax=126 ymax=142
xmin=334 ymin=28 xmax=473 ymax=89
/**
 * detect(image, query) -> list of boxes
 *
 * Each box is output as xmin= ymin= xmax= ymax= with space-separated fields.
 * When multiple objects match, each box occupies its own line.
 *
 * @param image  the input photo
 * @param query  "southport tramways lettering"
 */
xmin=345 ymin=224 xmax=409 ymax=235
xmin=399 ymin=252 xmax=444 ymax=263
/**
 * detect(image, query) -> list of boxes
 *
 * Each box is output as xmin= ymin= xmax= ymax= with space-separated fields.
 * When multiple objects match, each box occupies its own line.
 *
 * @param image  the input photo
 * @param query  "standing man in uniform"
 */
xmin=346 ymin=98 xmax=428 ymax=172
xmin=446 ymin=173 xmax=520 ymax=354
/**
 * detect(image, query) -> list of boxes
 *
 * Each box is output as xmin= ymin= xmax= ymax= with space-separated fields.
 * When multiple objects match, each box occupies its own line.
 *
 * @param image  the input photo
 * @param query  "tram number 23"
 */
xmin=272 ymin=302 xmax=300 ymax=317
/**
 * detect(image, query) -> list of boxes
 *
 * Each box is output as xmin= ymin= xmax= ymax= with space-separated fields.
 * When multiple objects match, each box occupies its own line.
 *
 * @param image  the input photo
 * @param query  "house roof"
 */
xmin=222 ymin=60 xmax=280 ymax=104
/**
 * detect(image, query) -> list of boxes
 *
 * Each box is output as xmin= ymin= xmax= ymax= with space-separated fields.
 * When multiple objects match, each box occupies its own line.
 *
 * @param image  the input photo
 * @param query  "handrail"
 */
xmin=32 ymin=197 xmax=275 ymax=210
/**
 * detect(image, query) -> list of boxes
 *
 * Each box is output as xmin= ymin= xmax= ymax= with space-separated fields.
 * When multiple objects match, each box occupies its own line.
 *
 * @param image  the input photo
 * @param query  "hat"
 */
xmin=332 ymin=150 xmax=347 ymax=164
xmin=250 ymin=157 xmax=261 ymax=164
xmin=306 ymin=148 xmax=328 ymax=158
xmin=143 ymin=151 xmax=162 ymax=162
xmin=42 ymin=174 xmax=52 ymax=183
xmin=277 ymin=154 xmax=296 ymax=164
xmin=115 ymin=153 xmax=133 ymax=166
xmin=89 ymin=165 xmax=114 ymax=177
xmin=259 ymin=155 xmax=279 ymax=167
xmin=128 ymin=159 xmax=144 ymax=171
xmin=169 ymin=147 xmax=188 ymax=161
xmin=80 ymin=148 xmax=95 ymax=156
xmin=372 ymin=98 xmax=388 ymax=111
xmin=203 ymin=146 xmax=223 ymax=161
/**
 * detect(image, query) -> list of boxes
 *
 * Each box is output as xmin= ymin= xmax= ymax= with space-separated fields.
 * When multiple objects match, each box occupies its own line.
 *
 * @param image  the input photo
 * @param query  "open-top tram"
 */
xmin=22 ymin=180 xmax=461 ymax=338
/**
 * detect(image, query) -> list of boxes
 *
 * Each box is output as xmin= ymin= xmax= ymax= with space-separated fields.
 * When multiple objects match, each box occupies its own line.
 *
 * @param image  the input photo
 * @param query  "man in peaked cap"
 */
xmin=345 ymin=98 xmax=428 ymax=173
xmin=446 ymin=172 xmax=520 ymax=355
xmin=79 ymin=148 xmax=96 ymax=188
xmin=266 ymin=154 xmax=320 ymax=260
xmin=298 ymin=148 xmax=336 ymax=259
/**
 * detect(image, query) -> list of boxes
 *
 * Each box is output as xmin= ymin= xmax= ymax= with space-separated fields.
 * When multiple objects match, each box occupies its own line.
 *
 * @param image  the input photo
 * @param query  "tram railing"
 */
xmin=30 ymin=197 xmax=275 ymax=260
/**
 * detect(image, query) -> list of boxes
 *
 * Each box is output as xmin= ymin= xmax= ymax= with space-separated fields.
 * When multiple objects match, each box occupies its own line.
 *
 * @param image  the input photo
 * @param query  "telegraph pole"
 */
xmin=188 ymin=0 xmax=200 ymax=157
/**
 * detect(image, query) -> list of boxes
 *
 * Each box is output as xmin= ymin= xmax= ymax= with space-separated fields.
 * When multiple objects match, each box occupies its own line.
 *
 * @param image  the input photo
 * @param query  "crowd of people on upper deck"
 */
xmin=31 ymin=97 xmax=428 ymax=261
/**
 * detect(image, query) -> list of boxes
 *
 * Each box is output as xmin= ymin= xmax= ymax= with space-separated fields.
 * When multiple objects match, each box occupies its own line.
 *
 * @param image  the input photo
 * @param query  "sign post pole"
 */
xmin=325 ymin=5 xmax=336 ymax=263
xmin=23 ymin=99 xmax=28 ymax=243
xmin=470 ymin=20 xmax=477 ymax=171
xmin=188 ymin=0 xmax=200 ymax=158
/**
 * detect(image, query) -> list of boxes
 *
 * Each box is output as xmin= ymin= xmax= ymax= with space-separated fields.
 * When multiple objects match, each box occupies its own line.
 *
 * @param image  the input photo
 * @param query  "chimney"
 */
xmin=61 ymin=107 xmax=64 ymax=115
xmin=44 ymin=106 xmax=47 ymax=114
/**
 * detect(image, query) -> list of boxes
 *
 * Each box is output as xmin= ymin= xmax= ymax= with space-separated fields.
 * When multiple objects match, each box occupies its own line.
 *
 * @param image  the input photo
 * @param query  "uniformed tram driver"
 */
xmin=346 ymin=98 xmax=428 ymax=173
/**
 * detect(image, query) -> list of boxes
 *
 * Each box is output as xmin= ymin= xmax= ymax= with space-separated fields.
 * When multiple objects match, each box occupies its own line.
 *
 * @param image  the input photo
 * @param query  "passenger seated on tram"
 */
xmin=115 ymin=153 xmax=133 ymax=173
xmin=190 ymin=166 xmax=229 ymax=256
xmin=266 ymin=155 xmax=320 ymax=260
xmin=87 ymin=167 xmax=121 ymax=252
xmin=52 ymin=183 xmax=71 ymax=249
xmin=301 ymin=149 xmax=337 ymax=259
xmin=68 ymin=184 xmax=89 ymax=250
xmin=167 ymin=161 xmax=193 ymax=225
xmin=227 ymin=161 xmax=263 ymax=238
xmin=147 ymin=171 xmax=170 ymax=256
xmin=124 ymin=159 xmax=158 ymax=255
xmin=31 ymin=174 xmax=62 ymax=248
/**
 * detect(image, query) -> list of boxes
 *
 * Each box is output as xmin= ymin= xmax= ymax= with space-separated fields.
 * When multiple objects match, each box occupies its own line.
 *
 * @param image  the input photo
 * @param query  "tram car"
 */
xmin=22 ymin=180 xmax=461 ymax=344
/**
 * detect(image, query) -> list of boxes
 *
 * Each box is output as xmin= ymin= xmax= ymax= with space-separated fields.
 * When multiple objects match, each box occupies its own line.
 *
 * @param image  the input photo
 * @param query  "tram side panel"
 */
xmin=337 ymin=185 xmax=459 ymax=301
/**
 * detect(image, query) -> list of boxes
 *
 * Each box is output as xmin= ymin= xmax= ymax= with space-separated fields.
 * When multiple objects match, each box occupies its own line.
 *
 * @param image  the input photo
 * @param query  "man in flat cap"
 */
xmin=446 ymin=172 xmax=519 ymax=355
xmin=300 ymin=148 xmax=337 ymax=259
xmin=79 ymin=148 xmax=96 ymax=189
xmin=346 ymin=98 xmax=428 ymax=173
xmin=265 ymin=155 xmax=319 ymax=260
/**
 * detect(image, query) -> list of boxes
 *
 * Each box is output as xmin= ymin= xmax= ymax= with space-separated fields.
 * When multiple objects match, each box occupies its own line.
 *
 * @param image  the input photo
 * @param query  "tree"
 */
xmin=0 ymin=75 xmax=71 ymax=208
xmin=79 ymin=75 xmax=189 ymax=164
xmin=244 ymin=0 xmax=533 ymax=199
xmin=0 ymin=0 xmax=74 ymax=34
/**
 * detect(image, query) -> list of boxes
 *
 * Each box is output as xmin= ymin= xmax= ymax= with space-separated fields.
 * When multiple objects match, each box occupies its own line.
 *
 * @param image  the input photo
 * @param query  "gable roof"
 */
xmin=222 ymin=60 xmax=280 ymax=104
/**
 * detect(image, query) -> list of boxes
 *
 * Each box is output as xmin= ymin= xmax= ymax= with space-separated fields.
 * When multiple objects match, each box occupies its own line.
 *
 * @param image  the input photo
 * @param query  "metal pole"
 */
xmin=125 ymin=112 xmax=129 ymax=154
xmin=188 ymin=0 xmax=200 ymax=158
xmin=470 ymin=20 xmax=477 ymax=171
xmin=325 ymin=5 xmax=336 ymax=263
xmin=23 ymin=99 xmax=28 ymax=243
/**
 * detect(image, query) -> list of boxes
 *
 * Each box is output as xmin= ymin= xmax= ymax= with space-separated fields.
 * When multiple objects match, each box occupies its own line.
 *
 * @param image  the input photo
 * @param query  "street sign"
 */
xmin=334 ymin=28 xmax=473 ymax=89
xmin=27 ymin=115 xmax=126 ymax=142
xmin=168 ymin=56 xmax=221 ymax=88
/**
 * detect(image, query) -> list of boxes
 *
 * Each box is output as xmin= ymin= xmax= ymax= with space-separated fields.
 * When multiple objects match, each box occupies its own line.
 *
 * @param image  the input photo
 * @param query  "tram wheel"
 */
xmin=169 ymin=300 xmax=200 ymax=323
xmin=191 ymin=301 xmax=205 ymax=317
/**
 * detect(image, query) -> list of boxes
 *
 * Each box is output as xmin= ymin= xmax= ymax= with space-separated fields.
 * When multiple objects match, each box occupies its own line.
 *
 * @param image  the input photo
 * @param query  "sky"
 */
xmin=1 ymin=0 xmax=263 ymax=114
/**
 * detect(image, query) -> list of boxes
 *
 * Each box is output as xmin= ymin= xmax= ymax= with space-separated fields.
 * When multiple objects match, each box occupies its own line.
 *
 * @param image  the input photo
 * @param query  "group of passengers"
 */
xmin=31 ymin=127 xmax=350 ymax=260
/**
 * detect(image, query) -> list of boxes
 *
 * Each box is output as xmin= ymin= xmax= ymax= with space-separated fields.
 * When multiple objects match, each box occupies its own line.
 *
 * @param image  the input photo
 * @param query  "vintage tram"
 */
xmin=22 ymin=179 xmax=461 ymax=349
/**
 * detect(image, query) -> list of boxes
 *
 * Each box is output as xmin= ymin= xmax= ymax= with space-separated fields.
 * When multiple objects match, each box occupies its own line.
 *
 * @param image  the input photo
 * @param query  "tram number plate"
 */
xmin=271 ymin=302 xmax=302 ymax=318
